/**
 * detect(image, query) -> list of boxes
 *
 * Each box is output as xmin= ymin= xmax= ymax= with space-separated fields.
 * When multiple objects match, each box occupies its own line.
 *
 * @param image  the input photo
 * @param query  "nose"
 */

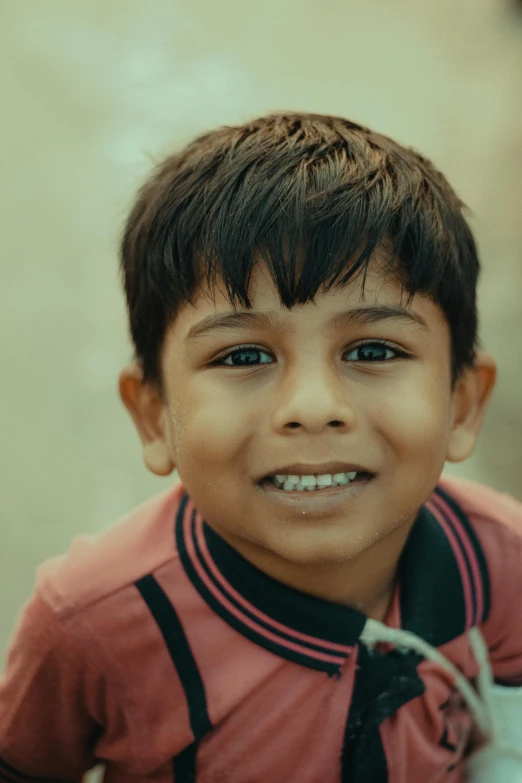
xmin=271 ymin=359 xmax=357 ymax=435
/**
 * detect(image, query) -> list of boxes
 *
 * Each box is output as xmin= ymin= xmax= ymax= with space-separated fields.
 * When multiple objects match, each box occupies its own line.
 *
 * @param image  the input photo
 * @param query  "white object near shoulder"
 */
xmin=465 ymin=627 xmax=522 ymax=782
xmin=360 ymin=621 xmax=522 ymax=782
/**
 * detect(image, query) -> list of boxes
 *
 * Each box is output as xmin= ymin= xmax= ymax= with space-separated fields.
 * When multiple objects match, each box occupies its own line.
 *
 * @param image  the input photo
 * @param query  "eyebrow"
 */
xmin=330 ymin=305 xmax=429 ymax=331
xmin=185 ymin=304 xmax=428 ymax=341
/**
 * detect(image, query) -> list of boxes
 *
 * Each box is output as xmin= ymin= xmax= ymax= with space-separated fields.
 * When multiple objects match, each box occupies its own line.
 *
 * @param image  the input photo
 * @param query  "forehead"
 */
xmin=174 ymin=260 xmax=445 ymax=333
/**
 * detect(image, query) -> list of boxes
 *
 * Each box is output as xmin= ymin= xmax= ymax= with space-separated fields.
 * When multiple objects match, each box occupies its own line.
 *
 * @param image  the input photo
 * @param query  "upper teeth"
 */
xmin=272 ymin=472 xmax=358 ymax=491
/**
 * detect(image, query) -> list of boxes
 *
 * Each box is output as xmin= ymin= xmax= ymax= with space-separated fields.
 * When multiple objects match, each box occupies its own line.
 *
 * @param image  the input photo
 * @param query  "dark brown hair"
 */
xmin=120 ymin=112 xmax=479 ymax=392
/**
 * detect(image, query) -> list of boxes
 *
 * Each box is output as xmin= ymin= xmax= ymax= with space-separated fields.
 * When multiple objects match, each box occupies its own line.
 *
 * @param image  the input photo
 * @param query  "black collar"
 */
xmin=175 ymin=485 xmax=490 ymax=675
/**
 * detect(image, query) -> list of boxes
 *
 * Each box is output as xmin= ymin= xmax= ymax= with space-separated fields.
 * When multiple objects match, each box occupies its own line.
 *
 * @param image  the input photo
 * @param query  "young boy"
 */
xmin=1 ymin=112 xmax=521 ymax=783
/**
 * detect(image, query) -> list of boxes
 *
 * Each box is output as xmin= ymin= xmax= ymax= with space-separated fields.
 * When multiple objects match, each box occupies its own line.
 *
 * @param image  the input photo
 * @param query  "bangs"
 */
xmin=122 ymin=113 xmax=479 ymax=388
xmin=170 ymin=140 xmax=457 ymax=311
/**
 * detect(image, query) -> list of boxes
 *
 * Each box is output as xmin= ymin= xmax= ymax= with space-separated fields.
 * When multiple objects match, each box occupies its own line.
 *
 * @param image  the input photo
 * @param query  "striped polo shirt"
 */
xmin=1 ymin=476 xmax=522 ymax=782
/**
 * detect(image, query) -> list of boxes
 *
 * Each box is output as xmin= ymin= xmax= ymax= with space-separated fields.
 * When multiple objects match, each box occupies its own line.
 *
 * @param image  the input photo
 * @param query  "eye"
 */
xmin=214 ymin=346 xmax=274 ymax=367
xmin=344 ymin=341 xmax=405 ymax=362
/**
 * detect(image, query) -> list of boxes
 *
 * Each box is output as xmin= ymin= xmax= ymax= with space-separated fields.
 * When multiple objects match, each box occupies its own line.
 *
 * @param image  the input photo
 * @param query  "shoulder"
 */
xmin=36 ymin=481 xmax=187 ymax=621
xmin=439 ymin=475 xmax=522 ymax=679
xmin=437 ymin=473 xmax=522 ymax=596
xmin=2 ymin=482 xmax=204 ymax=770
xmin=438 ymin=474 xmax=522 ymax=546
xmin=0 ymin=485 xmax=188 ymax=774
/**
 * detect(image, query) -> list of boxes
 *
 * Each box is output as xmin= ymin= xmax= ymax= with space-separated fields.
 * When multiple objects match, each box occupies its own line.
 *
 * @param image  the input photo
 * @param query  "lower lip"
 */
xmin=256 ymin=476 xmax=374 ymax=515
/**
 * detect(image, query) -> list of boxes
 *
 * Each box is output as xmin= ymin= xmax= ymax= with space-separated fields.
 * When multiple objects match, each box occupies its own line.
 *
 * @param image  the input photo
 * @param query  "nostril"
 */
xmin=286 ymin=422 xmax=300 ymax=429
xmin=329 ymin=420 xmax=344 ymax=428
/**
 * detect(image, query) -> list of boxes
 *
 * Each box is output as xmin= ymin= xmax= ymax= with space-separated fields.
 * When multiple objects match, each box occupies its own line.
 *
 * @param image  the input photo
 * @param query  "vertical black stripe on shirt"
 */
xmin=341 ymin=644 xmax=425 ymax=783
xmin=173 ymin=743 xmax=198 ymax=782
xmin=0 ymin=757 xmax=75 ymax=782
xmin=0 ymin=764 xmax=25 ymax=783
xmin=135 ymin=573 xmax=212 ymax=781
xmin=434 ymin=486 xmax=491 ymax=623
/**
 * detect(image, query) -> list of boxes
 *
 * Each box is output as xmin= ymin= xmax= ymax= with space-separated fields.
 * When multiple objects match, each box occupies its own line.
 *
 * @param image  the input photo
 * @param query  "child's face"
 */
xmin=121 ymin=258 xmax=495 ymax=577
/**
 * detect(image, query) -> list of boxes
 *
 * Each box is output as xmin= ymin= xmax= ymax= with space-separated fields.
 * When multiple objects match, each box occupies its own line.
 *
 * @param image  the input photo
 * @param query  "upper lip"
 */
xmin=260 ymin=462 xmax=373 ymax=479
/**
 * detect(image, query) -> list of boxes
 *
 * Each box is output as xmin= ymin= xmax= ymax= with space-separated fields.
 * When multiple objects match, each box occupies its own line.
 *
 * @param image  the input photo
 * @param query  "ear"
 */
xmin=118 ymin=363 xmax=175 ymax=476
xmin=446 ymin=351 xmax=497 ymax=463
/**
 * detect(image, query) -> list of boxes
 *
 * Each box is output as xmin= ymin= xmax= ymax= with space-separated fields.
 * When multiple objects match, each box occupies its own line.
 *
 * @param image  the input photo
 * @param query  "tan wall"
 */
xmin=1 ymin=0 xmax=521 ymax=676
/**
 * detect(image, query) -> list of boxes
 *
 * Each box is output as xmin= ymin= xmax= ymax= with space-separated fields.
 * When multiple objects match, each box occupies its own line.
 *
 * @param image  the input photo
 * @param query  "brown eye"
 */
xmin=219 ymin=347 xmax=273 ymax=366
xmin=345 ymin=343 xmax=401 ymax=362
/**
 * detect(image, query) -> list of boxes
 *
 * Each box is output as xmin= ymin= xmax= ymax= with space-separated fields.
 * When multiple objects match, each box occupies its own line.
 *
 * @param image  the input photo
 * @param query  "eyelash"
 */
xmin=211 ymin=341 xmax=409 ymax=367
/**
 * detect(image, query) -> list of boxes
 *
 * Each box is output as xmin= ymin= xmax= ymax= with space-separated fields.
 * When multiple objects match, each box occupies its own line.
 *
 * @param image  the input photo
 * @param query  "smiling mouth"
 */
xmin=260 ymin=471 xmax=373 ymax=493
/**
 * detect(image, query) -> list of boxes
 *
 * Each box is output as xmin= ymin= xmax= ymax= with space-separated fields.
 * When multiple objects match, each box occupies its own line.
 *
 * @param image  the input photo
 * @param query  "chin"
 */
xmin=265 ymin=531 xmax=369 ymax=569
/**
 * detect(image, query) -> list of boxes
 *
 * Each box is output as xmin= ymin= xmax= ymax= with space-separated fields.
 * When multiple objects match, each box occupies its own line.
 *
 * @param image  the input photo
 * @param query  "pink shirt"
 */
xmin=1 ymin=476 xmax=522 ymax=782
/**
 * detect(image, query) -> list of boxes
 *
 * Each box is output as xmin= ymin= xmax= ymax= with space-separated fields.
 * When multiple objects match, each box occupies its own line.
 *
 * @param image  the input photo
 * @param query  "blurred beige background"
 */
xmin=1 ymin=0 xmax=521 ymax=681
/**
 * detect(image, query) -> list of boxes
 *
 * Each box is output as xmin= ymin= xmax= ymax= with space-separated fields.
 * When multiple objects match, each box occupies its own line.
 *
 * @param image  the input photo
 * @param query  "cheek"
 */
xmin=166 ymin=383 xmax=255 ymax=472
xmin=368 ymin=379 xmax=453 ymax=515
xmin=373 ymin=380 xmax=451 ymax=464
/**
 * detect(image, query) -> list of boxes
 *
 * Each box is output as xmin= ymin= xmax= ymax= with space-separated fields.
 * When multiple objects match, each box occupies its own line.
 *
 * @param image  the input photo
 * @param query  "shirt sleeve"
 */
xmin=0 ymin=589 xmax=118 ymax=781
xmin=440 ymin=477 xmax=522 ymax=687
xmin=486 ymin=529 xmax=522 ymax=686
xmin=475 ymin=500 xmax=522 ymax=686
